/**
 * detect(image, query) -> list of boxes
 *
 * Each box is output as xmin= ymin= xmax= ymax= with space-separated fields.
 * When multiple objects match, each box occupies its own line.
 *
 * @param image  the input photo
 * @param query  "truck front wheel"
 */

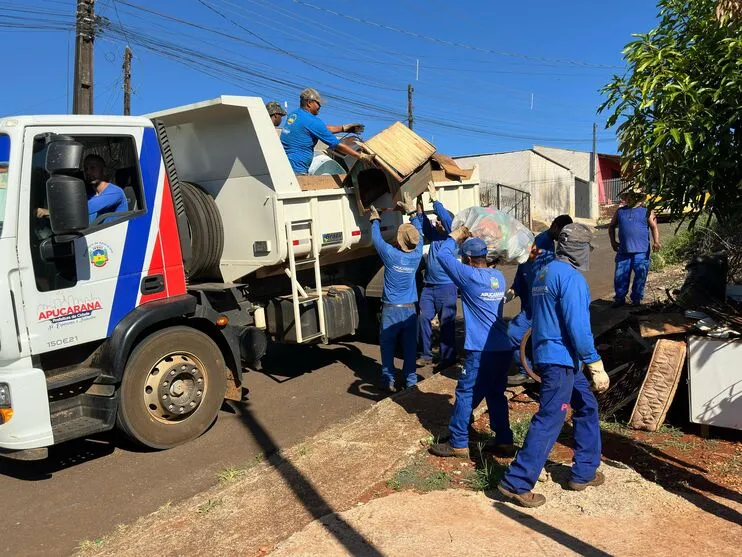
xmin=116 ymin=326 xmax=227 ymax=449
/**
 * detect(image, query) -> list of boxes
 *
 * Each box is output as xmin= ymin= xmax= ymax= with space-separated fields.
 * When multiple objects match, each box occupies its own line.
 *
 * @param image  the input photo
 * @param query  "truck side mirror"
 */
xmin=45 ymin=136 xmax=84 ymax=174
xmin=47 ymin=175 xmax=88 ymax=235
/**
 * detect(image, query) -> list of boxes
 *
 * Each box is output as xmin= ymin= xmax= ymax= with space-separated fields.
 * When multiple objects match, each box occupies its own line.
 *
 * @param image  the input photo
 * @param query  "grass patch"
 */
xmin=600 ymin=419 xmax=631 ymax=435
xmin=196 ymin=498 xmax=222 ymax=515
xmin=466 ymin=444 xmax=507 ymax=491
xmin=649 ymin=252 xmax=666 ymax=272
xmin=511 ymin=417 xmax=532 ymax=446
xmin=217 ymin=466 xmax=246 ymax=483
xmin=387 ymin=457 xmax=451 ymax=492
xmin=657 ymin=424 xmax=684 ymax=438
xmin=77 ymin=537 xmax=108 ymax=552
xmin=658 ymin=439 xmax=698 ymax=451
xmin=715 ymin=454 xmax=742 ymax=477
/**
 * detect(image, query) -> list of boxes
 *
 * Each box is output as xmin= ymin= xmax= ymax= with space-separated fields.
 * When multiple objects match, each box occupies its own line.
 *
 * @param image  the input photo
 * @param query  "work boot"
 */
xmin=611 ymin=299 xmax=625 ymax=308
xmin=497 ymin=483 xmax=546 ymax=508
xmin=483 ymin=440 xmax=518 ymax=458
xmin=567 ymin=471 xmax=605 ymax=491
xmin=429 ymin=441 xmax=469 ymax=459
xmin=385 ymin=382 xmax=397 ymax=393
xmin=434 ymin=360 xmax=456 ymax=373
xmin=631 ymin=300 xmax=641 ymax=307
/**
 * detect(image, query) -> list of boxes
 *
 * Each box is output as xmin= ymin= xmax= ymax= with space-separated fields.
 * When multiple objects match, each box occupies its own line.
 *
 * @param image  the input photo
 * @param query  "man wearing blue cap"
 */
xmin=369 ymin=192 xmax=424 ymax=392
xmin=498 ymin=223 xmax=610 ymax=508
xmin=428 ymin=228 xmax=514 ymax=458
xmin=417 ymin=183 xmax=457 ymax=371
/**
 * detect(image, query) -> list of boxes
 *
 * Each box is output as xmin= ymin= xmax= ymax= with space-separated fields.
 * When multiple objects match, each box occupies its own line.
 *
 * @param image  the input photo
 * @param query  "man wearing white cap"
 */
xmin=280 ymin=87 xmax=372 ymax=174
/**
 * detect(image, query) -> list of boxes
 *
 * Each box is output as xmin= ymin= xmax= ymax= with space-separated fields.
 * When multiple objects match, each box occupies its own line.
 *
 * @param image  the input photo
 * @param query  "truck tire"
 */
xmin=116 ymin=326 xmax=227 ymax=449
xmin=181 ymin=181 xmax=223 ymax=280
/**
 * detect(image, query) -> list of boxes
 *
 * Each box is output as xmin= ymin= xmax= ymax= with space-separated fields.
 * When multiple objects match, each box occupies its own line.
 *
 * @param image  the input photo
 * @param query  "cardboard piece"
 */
xmin=637 ymin=313 xmax=693 ymax=338
xmin=296 ymin=174 xmax=347 ymax=191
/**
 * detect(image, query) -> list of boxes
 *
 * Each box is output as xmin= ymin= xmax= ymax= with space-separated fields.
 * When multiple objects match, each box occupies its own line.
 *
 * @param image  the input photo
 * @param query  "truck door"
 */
xmin=17 ymin=125 xmax=185 ymax=356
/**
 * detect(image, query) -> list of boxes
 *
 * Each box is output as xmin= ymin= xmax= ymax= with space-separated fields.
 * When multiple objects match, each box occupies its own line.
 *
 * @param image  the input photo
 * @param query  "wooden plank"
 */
xmin=590 ymin=304 xmax=632 ymax=338
xmin=637 ymin=313 xmax=693 ymax=338
xmin=296 ymin=174 xmax=347 ymax=191
xmin=432 ymin=153 xmax=468 ymax=177
xmin=431 ymin=169 xmax=473 ymax=182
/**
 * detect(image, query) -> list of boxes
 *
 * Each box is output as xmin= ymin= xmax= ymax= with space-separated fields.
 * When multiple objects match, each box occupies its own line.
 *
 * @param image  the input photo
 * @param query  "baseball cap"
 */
xmin=462 ymin=237 xmax=488 ymax=257
xmin=265 ymin=101 xmax=286 ymax=116
xmin=558 ymin=223 xmax=594 ymax=246
xmin=300 ymin=87 xmax=325 ymax=105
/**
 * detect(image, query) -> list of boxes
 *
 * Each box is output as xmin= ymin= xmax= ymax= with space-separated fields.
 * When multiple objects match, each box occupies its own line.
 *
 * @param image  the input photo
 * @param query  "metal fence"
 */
xmin=603 ymin=177 xmax=627 ymax=205
xmin=480 ymin=182 xmax=532 ymax=228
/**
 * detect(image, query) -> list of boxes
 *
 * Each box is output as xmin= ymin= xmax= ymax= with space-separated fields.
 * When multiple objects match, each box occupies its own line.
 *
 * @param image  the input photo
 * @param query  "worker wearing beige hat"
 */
xmin=280 ymin=87 xmax=373 ymax=174
xmin=369 ymin=192 xmax=424 ymax=392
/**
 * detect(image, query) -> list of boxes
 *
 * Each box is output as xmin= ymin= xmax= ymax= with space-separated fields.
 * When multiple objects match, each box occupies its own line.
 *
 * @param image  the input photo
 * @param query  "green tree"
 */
xmin=600 ymin=0 xmax=742 ymax=225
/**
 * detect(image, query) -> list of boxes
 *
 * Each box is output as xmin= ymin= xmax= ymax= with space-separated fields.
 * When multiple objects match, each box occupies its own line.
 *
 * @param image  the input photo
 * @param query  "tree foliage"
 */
xmin=600 ymin=0 xmax=742 ymax=225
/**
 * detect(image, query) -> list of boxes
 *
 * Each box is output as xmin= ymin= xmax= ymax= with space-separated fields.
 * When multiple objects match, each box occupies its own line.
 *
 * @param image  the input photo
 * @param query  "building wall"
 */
xmin=526 ymin=151 xmax=574 ymax=223
xmin=533 ymin=145 xmax=592 ymax=182
xmin=454 ymin=150 xmax=574 ymax=225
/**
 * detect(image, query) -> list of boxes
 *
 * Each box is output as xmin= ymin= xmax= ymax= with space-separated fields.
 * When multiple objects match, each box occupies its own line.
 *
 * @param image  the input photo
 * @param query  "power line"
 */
xmin=291 ymin=1 xmax=624 ymax=69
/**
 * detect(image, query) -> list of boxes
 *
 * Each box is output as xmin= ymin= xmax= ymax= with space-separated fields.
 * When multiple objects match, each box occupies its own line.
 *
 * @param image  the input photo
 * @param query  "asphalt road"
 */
xmin=1 ymin=226 xmax=624 ymax=556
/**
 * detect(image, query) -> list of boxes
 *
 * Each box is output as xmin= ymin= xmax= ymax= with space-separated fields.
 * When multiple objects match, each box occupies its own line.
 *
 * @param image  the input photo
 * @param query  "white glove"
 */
xmin=396 ymin=191 xmax=417 ymax=215
xmin=504 ymin=288 xmax=516 ymax=303
xmin=427 ymin=181 xmax=438 ymax=202
xmin=368 ymin=205 xmax=381 ymax=222
xmin=585 ymin=359 xmax=610 ymax=393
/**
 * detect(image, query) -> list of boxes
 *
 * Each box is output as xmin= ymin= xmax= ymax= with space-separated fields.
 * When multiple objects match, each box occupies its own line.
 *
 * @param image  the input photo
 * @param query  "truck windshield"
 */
xmin=0 ymin=134 xmax=9 ymax=235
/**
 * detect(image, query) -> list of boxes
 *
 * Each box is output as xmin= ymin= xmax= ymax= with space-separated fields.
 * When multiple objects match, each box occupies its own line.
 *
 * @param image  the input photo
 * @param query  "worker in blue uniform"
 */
xmin=428 ymin=230 xmax=515 ymax=458
xmin=369 ymin=192 xmax=424 ymax=392
xmin=280 ymin=87 xmax=372 ymax=174
xmin=505 ymin=215 xmax=573 ymax=381
xmin=498 ymin=223 xmax=610 ymax=508
xmin=608 ymin=189 xmax=661 ymax=307
xmin=417 ymin=183 xmax=457 ymax=371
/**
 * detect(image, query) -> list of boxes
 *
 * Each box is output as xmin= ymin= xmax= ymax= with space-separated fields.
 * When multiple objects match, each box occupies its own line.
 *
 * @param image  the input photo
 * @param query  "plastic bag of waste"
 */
xmin=451 ymin=206 xmax=535 ymax=263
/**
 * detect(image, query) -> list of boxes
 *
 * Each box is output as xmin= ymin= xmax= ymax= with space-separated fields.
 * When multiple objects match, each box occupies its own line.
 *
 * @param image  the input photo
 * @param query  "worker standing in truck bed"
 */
xmin=280 ymin=87 xmax=372 ymax=175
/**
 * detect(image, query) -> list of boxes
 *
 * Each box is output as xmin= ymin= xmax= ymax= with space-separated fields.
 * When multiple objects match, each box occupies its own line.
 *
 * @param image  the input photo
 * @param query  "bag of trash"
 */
xmin=451 ymin=206 xmax=534 ymax=263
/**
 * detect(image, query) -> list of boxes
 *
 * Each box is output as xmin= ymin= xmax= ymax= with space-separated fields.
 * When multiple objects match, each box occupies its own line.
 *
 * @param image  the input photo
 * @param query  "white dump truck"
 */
xmin=0 ymin=96 xmax=480 ymax=459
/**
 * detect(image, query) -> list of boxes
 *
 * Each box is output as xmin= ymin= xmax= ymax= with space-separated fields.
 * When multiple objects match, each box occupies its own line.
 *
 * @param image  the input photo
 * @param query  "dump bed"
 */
xmin=149 ymin=96 xmax=480 ymax=283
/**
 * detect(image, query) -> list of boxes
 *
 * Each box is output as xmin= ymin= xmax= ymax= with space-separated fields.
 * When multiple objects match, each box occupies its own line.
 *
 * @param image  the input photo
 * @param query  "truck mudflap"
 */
xmin=0 ymin=364 xmax=53 ymax=450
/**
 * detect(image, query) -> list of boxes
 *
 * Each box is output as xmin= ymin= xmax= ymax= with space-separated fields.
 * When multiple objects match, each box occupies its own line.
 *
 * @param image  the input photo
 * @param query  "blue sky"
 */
xmin=0 ymin=0 xmax=660 ymax=155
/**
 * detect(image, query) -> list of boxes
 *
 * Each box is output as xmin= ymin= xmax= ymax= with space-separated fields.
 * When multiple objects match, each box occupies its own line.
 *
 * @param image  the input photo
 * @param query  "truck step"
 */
xmin=52 ymin=416 xmax=112 ymax=444
xmin=298 ymin=332 xmax=325 ymax=343
xmin=46 ymin=367 xmax=102 ymax=391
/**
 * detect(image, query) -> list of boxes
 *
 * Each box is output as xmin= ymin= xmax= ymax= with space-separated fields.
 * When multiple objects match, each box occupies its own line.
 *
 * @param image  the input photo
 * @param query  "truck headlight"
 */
xmin=0 ymin=383 xmax=10 ymax=407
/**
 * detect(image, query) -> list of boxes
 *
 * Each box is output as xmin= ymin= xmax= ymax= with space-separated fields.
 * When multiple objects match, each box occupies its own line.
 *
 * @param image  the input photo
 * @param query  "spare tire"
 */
xmin=181 ymin=181 xmax=223 ymax=280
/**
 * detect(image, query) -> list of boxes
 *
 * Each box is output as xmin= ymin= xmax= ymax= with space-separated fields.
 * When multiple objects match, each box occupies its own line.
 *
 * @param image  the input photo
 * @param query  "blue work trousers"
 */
xmin=380 ymin=305 xmax=418 ymax=388
xmin=449 ymin=350 xmax=514 ymax=449
xmin=501 ymin=364 xmax=601 ymax=493
xmin=507 ymin=311 xmax=532 ymax=375
xmin=614 ymin=251 xmax=650 ymax=303
xmin=419 ymin=283 xmax=457 ymax=363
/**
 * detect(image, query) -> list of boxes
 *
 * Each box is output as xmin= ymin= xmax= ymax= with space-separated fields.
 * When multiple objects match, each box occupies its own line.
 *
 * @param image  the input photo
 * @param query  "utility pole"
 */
xmin=123 ymin=46 xmax=132 ymax=116
xmin=407 ymin=84 xmax=414 ymax=130
xmin=73 ymin=0 xmax=95 ymax=115
xmin=590 ymin=122 xmax=597 ymax=182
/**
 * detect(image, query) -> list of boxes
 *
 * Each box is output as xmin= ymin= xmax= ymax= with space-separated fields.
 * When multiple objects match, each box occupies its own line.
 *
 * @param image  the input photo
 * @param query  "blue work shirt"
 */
xmin=372 ymin=215 xmax=423 ymax=305
xmin=88 ymin=183 xmax=127 ymax=223
xmin=434 ymin=238 xmax=510 ymax=352
xmin=280 ymin=108 xmax=340 ymax=174
xmin=421 ymin=200 xmax=454 ymax=286
xmin=616 ymin=206 xmax=649 ymax=254
xmin=510 ymin=230 xmax=554 ymax=316
xmin=530 ymin=259 xmax=600 ymax=369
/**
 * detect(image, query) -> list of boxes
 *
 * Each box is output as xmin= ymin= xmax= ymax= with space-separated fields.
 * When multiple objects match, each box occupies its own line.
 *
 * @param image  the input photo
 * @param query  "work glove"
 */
xmin=427 ymin=181 xmax=438 ymax=202
xmin=504 ymin=288 xmax=517 ymax=303
xmin=343 ymin=123 xmax=365 ymax=134
xmin=396 ymin=191 xmax=417 ymax=215
xmin=358 ymin=152 xmax=375 ymax=164
xmin=585 ymin=359 xmax=610 ymax=393
xmin=369 ymin=205 xmax=381 ymax=222
xmin=449 ymin=226 xmax=471 ymax=244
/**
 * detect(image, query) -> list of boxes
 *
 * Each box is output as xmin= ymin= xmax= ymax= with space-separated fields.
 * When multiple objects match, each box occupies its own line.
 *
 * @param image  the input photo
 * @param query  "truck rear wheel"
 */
xmin=181 ymin=181 xmax=223 ymax=280
xmin=116 ymin=326 xmax=227 ymax=449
